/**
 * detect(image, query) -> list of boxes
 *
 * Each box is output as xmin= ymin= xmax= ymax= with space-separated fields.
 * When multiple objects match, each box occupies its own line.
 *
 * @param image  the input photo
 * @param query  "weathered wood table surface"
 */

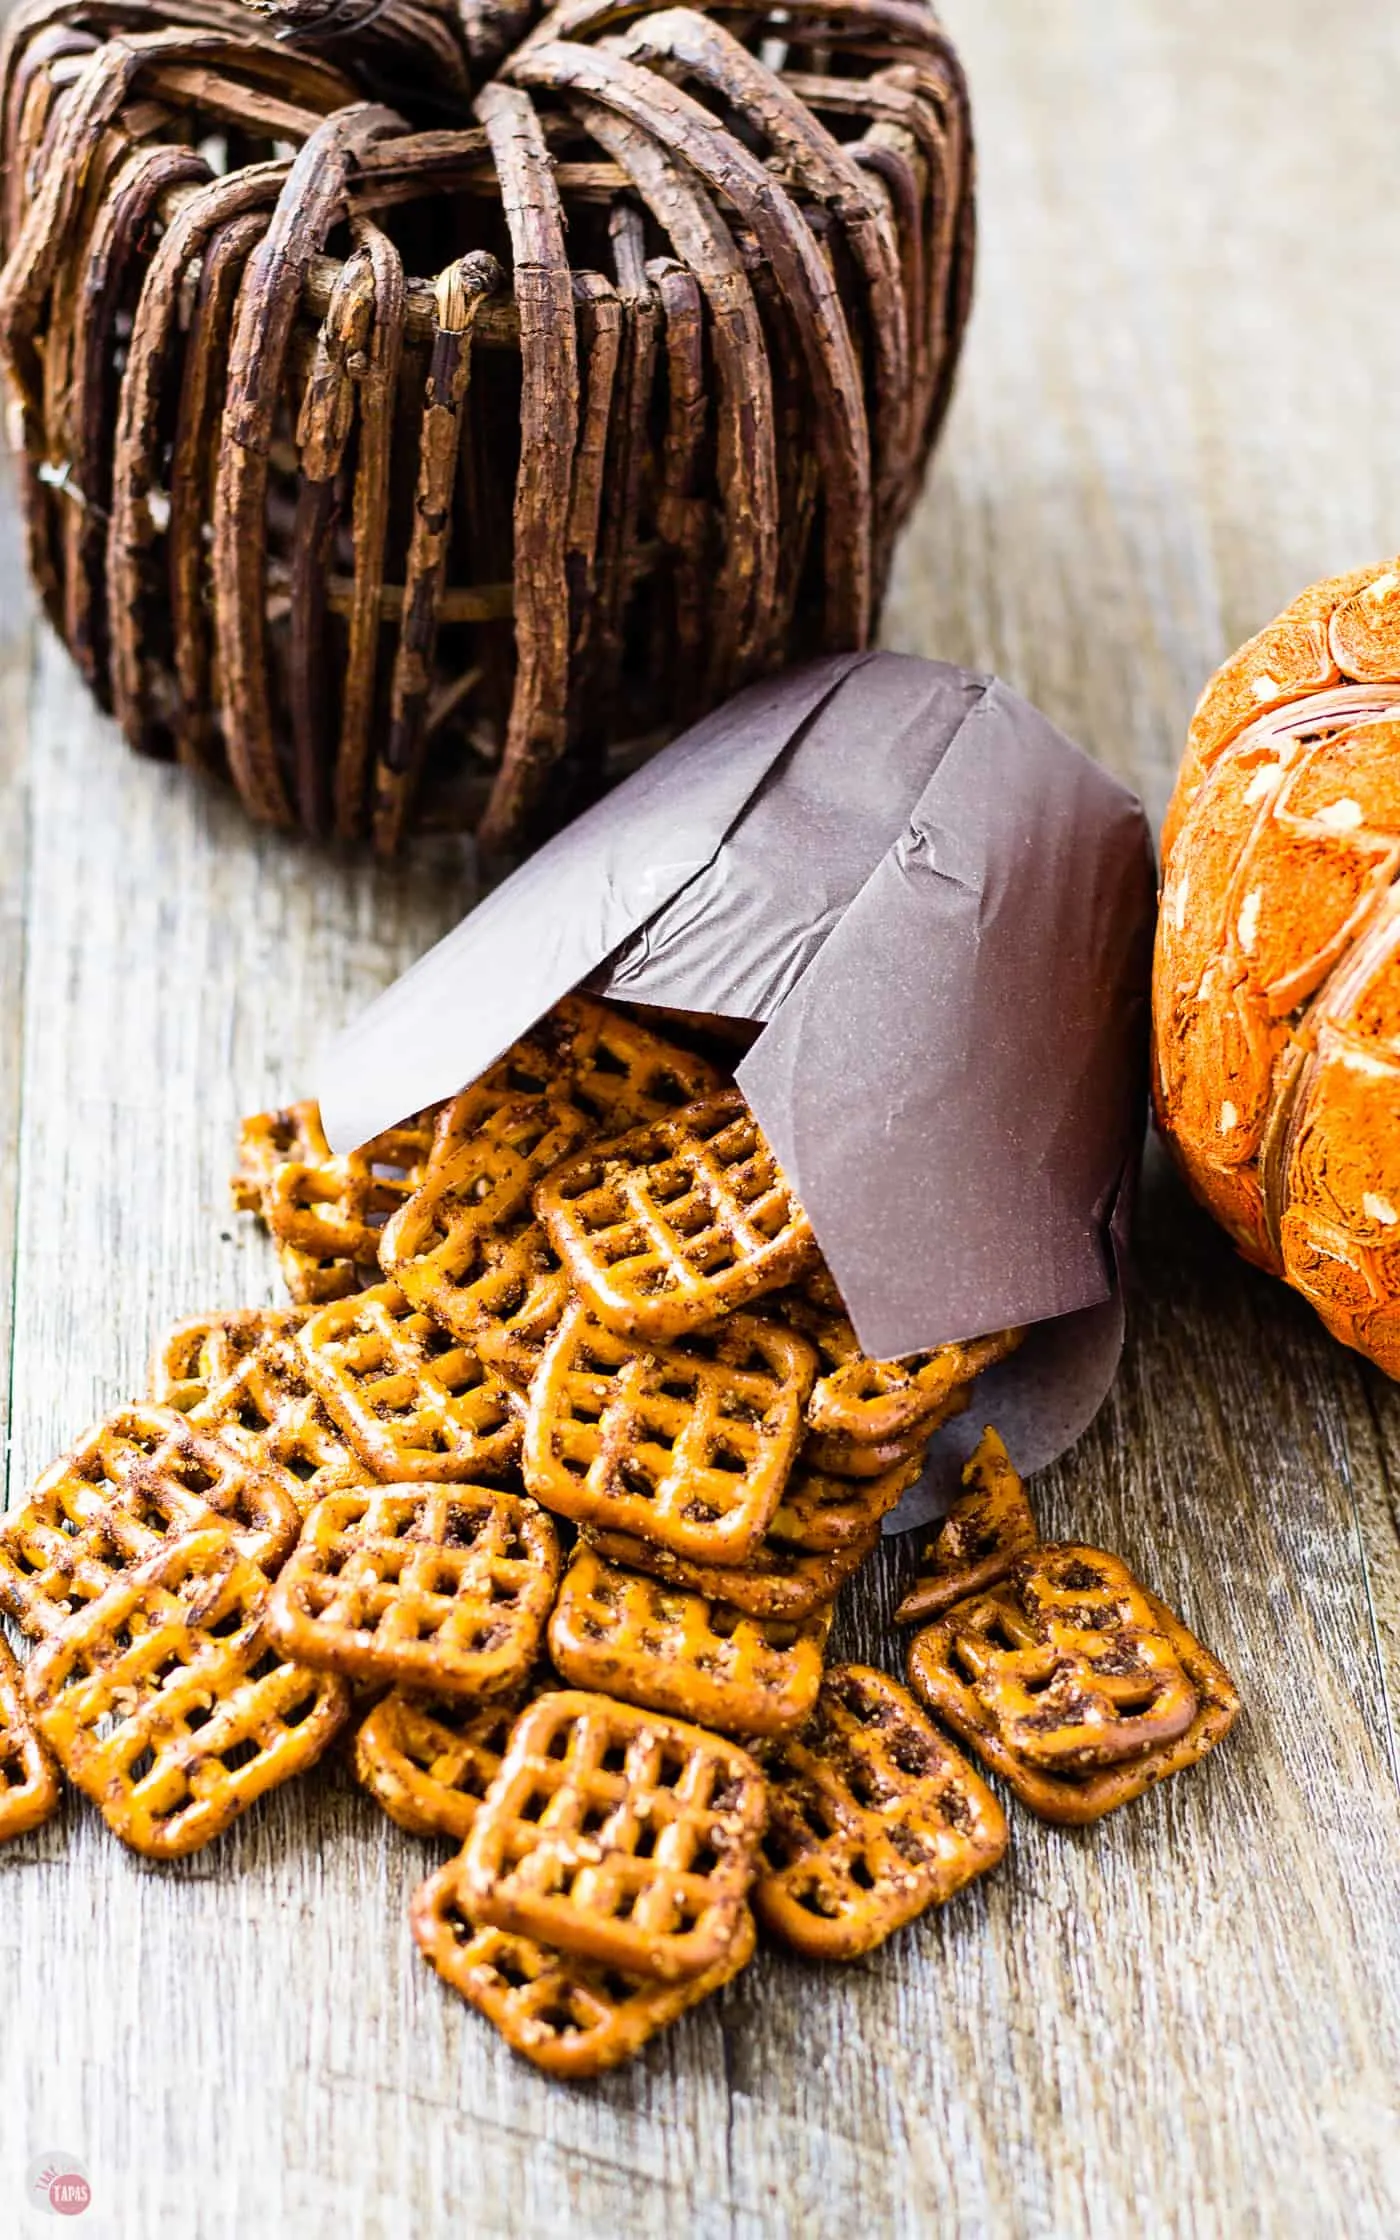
xmin=3 ymin=2 xmax=1399 ymax=2233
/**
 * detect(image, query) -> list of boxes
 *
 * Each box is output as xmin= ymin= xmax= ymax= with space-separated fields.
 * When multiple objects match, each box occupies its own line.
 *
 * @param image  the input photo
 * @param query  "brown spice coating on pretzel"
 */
xmin=25 ymin=1525 xmax=351 ymax=1858
xmin=585 ymin=1516 xmax=877 ymax=1621
xmin=769 ymin=1447 xmax=924 ymax=1552
xmin=462 ymin=1687 xmax=767 ymax=1982
xmin=380 ymin=1094 xmax=592 ymax=1340
xmin=411 ymin=1872 xmax=756 ymax=2077
xmin=298 ymin=1282 xmax=523 ymax=1482
xmin=265 ymin=1483 xmax=560 ymax=1697
xmin=355 ymin=1686 xmax=526 ymax=1840
xmin=0 ymin=1406 xmax=299 ymax=1642
xmin=0 ymin=1634 xmax=61 ymax=1842
xmin=755 ymin=1663 xmax=1006 ymax=1959
xmin=523 ymin=1297 xmax=816 ymax=1563
xmin=533 ymin=1089 xmax=819 ymax=1342
xmin=189 ymin=1332 xmax=376 ymax=1515
xmin=894 ymin=1425 xmax=1039 ymax=1625
xmin=907 ymin=1551 xmax=1241 ymax=1825
xmin=150 ymin=1306 xmax=309 ymax=1412
xmin=548 ymin=1546 xmax=831 ymax=1736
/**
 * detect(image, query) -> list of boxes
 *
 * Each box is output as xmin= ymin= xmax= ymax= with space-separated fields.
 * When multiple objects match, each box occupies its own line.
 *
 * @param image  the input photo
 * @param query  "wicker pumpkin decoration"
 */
xmin=0 ymin=0 xmax=973 ymax=852
xmin=1154 ymin=556 xmax=1400 ymax=1374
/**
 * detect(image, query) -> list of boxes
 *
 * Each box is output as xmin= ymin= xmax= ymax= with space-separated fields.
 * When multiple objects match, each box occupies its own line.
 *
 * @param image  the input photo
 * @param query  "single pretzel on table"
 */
xmin=24 ymin=1525 xmax=351 ymax=1858
xmin=755 ymin=1664 xmax=1007 ymax=1960
xmin=907 ymin=1548 xmax=1241 ymax=1824
xmin=0 ymin=1636 xmax=60 ymax=1842
xmin=547 ymin=1545 xmax=831 ymax=1737
xmin=0 ymin=1406 xmax=299 ymax=1643
xmin=355 ymin=1687 xmax=528 ymax=1841
xmin=265 ymin=1484 xmax=560 ymax=1698
xmin=461 ymin=1688 xmax=767 ymax=1984
xmin=894 ymin=1425 xmax=1040 ymax=1626
xmin=522 ymin=1296 xmax=816 ymax=1564
xmin=410 ymin=1869 xmax=755 ymax=2078
xmin=298 ymin=1281 xmax=523 ymax=1481
xmin=533 ymin=1088 xmax=820 ymax=1342
xmin=187 ymin=1330 xmax=375 ymax=1514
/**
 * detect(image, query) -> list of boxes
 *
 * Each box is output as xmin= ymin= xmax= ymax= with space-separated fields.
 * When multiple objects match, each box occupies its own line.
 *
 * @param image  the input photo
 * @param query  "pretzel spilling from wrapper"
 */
xmin=2 ymin=995 xmax=1237 ymax=2079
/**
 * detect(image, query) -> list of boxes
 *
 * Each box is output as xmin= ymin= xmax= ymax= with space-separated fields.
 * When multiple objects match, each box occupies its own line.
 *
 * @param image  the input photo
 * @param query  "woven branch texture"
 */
xmin=0 ymin=0 xmax=973 ymax=851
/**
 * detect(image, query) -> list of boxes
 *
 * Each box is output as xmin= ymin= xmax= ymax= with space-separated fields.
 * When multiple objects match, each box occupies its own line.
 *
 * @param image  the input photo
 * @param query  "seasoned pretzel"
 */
xmin=755 ymin=1664 xmax=1006 ymax=1959
xmin=150 ymin=1306 xmax=308 ymax=1410
xmin=585 ymin=1517 xmax=877 ymax=1621
xmin=379 ymin=1095 xmax=591 ymax=1346
xmin=548 ymin=1546 xmax=831 ymax=1736
xmin=298 ymin=1282 xmax=523 ymax=1481
xmin=355 ymin=1687 xmax=526 ymax=1840
xmin=25 ymin=1526 xmax=351 ymax=1858
xmin=907 ymin=1554 xmax=1241 ymax=1824
xmin=265 ymin=1485 xmax=560 ymax=1698
xmin=411 ymin=1871 xmax=755 ymax=2077
xmin=188 ymin=1331 xmax=374 ymax=1514
xmin=533 ymin=1088 xmax=819 ymax=1340
xmin=894 ymin=1426 xmax=1039 ymax=1625
xmin=232 ymin=1099 xmax=363 ymax=1301
xmin=523 ymin=1298 xmax=816 ymax=1562
xmin=781 ymin=1271 xmax=1023 ymax=1443
xmin=0 ymin=1635 xmax=61 ymax=1842
xmin=461 ymin=1688 xmax=767 ymax=1982
xmin=802 ymin=1412 xmax=950 ymax=1479
xmin=769 ymin=1449 xmax=925 ymax=1553
xmin=430 ymin=996 xmax=720 ymax=1166
xmin=263 ymin=1109 xmax=440 ymax=1268
xmin=0 ymin=1406 xmax=299 ymax=1638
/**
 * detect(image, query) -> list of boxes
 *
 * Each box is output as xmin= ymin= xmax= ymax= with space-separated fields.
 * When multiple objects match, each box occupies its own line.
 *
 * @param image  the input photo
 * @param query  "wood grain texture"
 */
xmin=3 ymin=2 xmax=1400 ymax=2235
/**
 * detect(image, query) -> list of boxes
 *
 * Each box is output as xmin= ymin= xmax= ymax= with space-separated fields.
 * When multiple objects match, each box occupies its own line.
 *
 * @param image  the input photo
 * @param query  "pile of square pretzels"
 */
xmin=0 ymin=998 xmax=1240 ymax=2078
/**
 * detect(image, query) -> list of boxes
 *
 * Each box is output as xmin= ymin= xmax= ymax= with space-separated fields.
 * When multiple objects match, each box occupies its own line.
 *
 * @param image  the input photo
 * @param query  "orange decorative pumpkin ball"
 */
xmin=1153 ymin=557 xmax=1400 ymax=1374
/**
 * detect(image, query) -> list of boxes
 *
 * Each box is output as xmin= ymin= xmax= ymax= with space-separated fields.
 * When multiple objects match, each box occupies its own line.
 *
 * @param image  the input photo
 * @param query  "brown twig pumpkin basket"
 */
xmin=0 ymin=0 xmax=973 ymax=851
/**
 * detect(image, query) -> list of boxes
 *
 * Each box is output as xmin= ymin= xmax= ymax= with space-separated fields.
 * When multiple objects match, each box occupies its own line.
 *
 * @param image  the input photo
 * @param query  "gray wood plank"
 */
xmin=3 ymin=2 xmax=1400 ymax=2237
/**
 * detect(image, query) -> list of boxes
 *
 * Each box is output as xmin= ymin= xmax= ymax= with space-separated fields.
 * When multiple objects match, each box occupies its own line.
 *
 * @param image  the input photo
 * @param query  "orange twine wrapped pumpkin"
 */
xmin=1153 ymin=558 xmax=1400 ymax=1375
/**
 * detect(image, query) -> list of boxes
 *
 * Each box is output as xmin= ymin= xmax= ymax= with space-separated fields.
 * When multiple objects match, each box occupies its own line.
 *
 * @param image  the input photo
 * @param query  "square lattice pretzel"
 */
xmin=380 ymin=1096 xmax=591 ymax=1347
xmin=548 ymin=1546 xmax=831 ymax=1736
xmin=188 ymin=1332 xmax=375 ymax=1514
xmin=150 ymin=1307 xmax=308 ymax=1411
xmin=24 ymin=1526 xmax=351 ymax=1858
xmin=355 ymin=1688 xmax=527 ymax=1841
xmin=461 ymin=1689 xmax=767 ymax=1983
xmin=297 ymin=1283 xmax=522 ymax=1481
xmin=265 ymin=1486 xmax=561 ymax=1698
xmin=0 ymin=1635 xmax=61 ymax=1841
xmin=755 ymin=1664 xmax=1007 ymax=1960
xmin=410 ymin=1871 xmax=755 ymax=2079
xmin=0 ymin=1406 xmax=299 ymax=1638
xmin=533 ymin=1089 xmax=819 ymax=1341
xmin=523 ymin=1300 xmax=817 ymax=1563
xmin=429 ymin=996 xmax=721 ymax=1172
xmin=907 ymin=1547 xmax=1241 ymax=1824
